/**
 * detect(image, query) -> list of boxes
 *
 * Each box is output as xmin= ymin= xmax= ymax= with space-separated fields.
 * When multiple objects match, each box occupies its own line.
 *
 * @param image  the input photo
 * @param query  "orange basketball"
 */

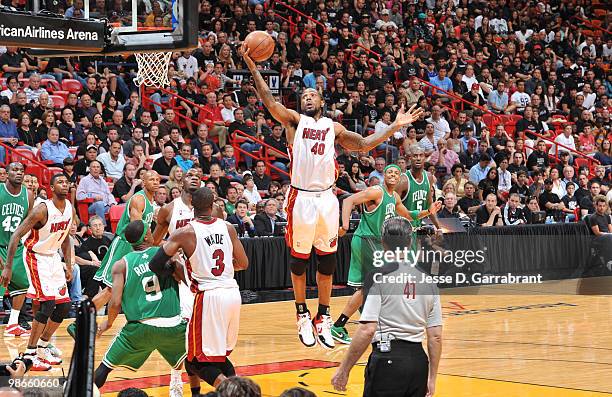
xmin=244 ymin=31 xmax=275 ymax=62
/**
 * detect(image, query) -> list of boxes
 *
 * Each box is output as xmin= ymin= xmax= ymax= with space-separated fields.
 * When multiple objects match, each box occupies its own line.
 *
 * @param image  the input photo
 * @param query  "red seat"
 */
xmin=77 ymin=198 xmax=94 ymax=225
xmin=109 ymin=204 xmax=126 ymax=233
xmin=61 ymin=79 xmax=82 ymax=93
xmin=43 ymin=167 xmax=63 ymax=186
xmin=52 ymin=90 xmax=70 ymax=101
xmin=68 ymin=147 xmax=78 ymax=159
xmin=573 ymin=157 xmax=591 ymax=172
xmin=41 ymin=79 xmax=61 ymax=91
xmin=49 ymin=95 xmax=66 ymax=109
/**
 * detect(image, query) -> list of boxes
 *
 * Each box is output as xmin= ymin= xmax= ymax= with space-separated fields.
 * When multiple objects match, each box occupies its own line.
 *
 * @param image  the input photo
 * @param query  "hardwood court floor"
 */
xmin=1 ymin=278 xmax=611 ymax=397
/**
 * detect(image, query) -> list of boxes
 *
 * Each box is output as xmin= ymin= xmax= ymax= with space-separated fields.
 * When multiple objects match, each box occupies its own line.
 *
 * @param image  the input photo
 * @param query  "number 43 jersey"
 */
xmin=122 ymin=246 xmax=180 ymax=322
xmin=290 ymin=115 xmax=338 ymax=191
xmin=187 ymin=218 xmax=237 ymax=292
xmin=0 ymin=184 xmax=28 ymax=247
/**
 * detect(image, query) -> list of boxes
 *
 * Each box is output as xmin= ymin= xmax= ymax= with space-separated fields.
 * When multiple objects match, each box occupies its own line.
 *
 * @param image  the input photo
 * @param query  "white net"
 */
xmin=134 ymin=52 xmax=173 ymax=87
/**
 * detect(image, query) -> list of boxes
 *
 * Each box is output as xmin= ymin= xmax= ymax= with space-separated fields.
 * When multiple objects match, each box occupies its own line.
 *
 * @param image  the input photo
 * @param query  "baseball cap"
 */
xmin=468 ymin=138 xmax=478 ymax=146
xmin=533 ymin=44 xmax=542 ymax=50
xmin=417 ymin=12 xmax=426 ymax=19
xmin=381 ymin=9 xmax=390 ymax=15
xmin=63 ymin=156 xmax=74 ymax=165
xmin=471 ymin=83 xmax=480 ymax=90
xmin=86 ymin=144 xmax=98 ymax=151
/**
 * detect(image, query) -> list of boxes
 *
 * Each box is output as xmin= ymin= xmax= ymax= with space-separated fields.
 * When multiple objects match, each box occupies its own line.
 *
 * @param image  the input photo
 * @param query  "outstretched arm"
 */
xmin=339 ymin=187 xmax=382 ymax=236
xmin=395 ymin=193 xmax=442 ymax=221
xmin=149 ymin=226 xmax=194 ymax=277
xmin=336 ymin=104 xmax=424 ymax=151
xmin=242 ymin=46 xmax=300 ymax=131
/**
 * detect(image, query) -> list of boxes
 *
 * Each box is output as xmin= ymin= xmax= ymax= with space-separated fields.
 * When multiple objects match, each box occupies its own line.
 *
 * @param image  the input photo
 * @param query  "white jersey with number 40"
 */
xmin=290 ymin=115 xmax=338 ymax=191
xmin=186 ymin=218 xmax=236 ymax=291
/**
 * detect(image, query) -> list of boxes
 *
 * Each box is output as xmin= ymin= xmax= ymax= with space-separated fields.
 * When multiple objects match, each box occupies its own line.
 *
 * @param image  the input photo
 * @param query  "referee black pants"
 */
xmin=363 ymin=340 xmax=429 ymax=397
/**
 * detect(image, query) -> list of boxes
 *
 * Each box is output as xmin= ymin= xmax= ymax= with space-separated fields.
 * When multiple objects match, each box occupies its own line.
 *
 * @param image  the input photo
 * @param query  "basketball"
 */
xmin=244 ymin=31 xmax=275 ymax=62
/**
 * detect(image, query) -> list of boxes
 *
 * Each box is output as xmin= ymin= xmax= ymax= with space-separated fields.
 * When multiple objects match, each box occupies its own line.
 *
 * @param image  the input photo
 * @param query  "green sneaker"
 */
xmin=330 ymin=325 xmax=352 ymax=344
xmin=66 ymin=322 xmax=76 ymax=340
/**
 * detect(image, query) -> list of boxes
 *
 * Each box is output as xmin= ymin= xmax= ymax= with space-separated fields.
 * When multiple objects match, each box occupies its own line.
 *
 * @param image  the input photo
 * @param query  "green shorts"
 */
xmin=102 ymin=321 xmax=187 ymax=371
xmin=0 ymin=245 xmax=29 ymax=297
xmin=348 ymin=235 xmax=382 ymax=288
xmin=94 ymin=237 xmax=133 ymax=288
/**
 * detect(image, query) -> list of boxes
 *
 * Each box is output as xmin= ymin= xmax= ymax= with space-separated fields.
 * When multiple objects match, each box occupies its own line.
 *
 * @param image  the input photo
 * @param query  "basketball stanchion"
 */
xmin=64 ymin=299 xmax=97 ymax=397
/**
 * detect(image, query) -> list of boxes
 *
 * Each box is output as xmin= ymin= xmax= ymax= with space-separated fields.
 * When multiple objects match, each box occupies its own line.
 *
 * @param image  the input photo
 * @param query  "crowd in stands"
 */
xmin=0 ymin=0 xmax=611 ymax=235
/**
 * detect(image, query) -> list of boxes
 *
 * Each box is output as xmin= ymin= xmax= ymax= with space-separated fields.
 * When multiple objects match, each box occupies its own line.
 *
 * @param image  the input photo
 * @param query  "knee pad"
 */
xmin=50 ymin=302 xmax=71 ymax=323
xmin=185 ymin=360 xmax=223 ymax=387
xmin=34 ymin=300 xmax=56 ymax=324
xmin=290 ymin=256 xmax=309 ymax=276
xmin=317 ymin=252 xmax=337 ymax=276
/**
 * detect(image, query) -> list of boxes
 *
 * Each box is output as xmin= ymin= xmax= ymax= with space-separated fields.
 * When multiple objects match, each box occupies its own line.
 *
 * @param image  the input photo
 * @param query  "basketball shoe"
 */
xmin=296 ymin=312 xmax=316 ymax=348
xmin=45 ymin=343 xmax=62 ymax=358
xmin=330 ymin=325 xmax=352 ymax=344
xmin=24 ymin=353 xmax=51 ymax=371
xmin=37 ymin=346 xmax=62 ymax=365
xmin=313 ymin=314 xmax=335 ymax=349
xmin=4 ymin=324 xmax=31 ymax=337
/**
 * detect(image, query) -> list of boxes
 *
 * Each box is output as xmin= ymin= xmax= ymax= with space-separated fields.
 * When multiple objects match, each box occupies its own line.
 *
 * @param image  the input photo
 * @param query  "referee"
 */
xmin=331 ymin=217 xmax=443 ymax=396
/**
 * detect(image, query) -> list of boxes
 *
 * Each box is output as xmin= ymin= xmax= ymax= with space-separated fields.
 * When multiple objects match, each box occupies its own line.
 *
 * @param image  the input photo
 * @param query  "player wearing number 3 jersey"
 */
xmin=242 ymin=44 xmax=425 ymax=349
xmin=150 ymin=187 xmax=249 ymax=389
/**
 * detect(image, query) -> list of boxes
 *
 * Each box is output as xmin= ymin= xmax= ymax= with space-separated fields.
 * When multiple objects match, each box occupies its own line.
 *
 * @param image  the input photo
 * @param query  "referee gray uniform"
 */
xmin=360 ymin=263 xmax=443 ymax=397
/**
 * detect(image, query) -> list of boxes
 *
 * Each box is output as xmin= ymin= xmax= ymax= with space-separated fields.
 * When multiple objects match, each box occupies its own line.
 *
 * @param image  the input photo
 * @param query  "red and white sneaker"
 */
xmin=4 ymin=324 xmax=31 ymax=337
xmin=24 ymin=354 xmax=52 ymax=371
xmin=313 ymin=314 xmax=335 ymax=350
xmin=37 ymin=346 xmax=62 ymax=365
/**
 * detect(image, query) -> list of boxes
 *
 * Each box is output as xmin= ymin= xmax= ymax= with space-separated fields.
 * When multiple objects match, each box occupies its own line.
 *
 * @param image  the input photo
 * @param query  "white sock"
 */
xmin=170 ymin=369 xmax=182 ymax=383
xmin=8 ymin=309 xmax=20 ymax=325
xmin=38 ymin=339 xmax=49 ymax=348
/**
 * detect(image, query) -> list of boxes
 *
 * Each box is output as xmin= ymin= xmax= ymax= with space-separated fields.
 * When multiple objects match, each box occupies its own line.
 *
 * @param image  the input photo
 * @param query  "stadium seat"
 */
xmin=52 ymin=90 xmax=70 ymax=102
xmin=61 ymin=79 xmax=83 ymax=93
xmin=41 ymin=78 xmax=61 ymax=91
xmin=49 ymin=95 xmax=66 ymax=109
xmin=77 ymin=199 xmax=94 ymax=225
xmin=109 ymin=204 xmax=126 ymax=233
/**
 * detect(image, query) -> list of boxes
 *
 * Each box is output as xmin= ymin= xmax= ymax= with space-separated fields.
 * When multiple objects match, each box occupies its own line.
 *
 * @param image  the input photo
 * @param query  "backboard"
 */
xmin=2 ymin=0 xmax=198 ymax=56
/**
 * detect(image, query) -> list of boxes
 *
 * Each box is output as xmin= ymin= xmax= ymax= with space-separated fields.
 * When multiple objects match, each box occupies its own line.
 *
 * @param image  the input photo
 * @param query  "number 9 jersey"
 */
xmin=186 ymin=218 xmax=237 ymax=292
xmin=121 ymin=246 xmax=180 ymax=322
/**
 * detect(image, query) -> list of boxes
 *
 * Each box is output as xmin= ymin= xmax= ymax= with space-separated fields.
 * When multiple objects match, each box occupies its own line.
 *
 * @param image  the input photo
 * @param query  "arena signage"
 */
xmin=0 ymin=12 xmax=105 ymax=52
xmin=229 ymin=69 xmax=281 ymax=95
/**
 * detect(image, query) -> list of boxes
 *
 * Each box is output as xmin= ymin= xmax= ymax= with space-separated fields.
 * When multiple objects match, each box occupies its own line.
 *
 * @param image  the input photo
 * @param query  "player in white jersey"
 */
xmin=150 ymin=187 xmax=248 ymax=389
xmin=242 ymin=45 xmax=424 ymax=349
xmin=1 ymin=174 xmax=76 ymax=371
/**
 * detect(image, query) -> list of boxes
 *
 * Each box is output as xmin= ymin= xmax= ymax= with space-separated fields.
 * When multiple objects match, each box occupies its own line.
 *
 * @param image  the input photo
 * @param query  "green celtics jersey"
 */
xmin=354 ymin=185 xmax=396 ymax=238
xmin=116 ymin=191 xmax=155 ymax=238
xmin=0 ymin=184 xmax=28 ymax=247
xmin=402 ymin=170 xmax=430 ymax=227
xmin=121 ymin=247 xmax=180 ymax=322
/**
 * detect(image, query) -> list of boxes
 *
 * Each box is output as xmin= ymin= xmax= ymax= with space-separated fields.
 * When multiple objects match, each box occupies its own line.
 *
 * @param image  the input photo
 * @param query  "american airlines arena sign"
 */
xmin=0 ymin=12 xmax=105 ymax=52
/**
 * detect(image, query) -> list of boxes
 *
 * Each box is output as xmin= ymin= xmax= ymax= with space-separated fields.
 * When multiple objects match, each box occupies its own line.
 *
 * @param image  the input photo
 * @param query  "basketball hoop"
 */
xmin=134 ymin=52 xmax=173 ymax=88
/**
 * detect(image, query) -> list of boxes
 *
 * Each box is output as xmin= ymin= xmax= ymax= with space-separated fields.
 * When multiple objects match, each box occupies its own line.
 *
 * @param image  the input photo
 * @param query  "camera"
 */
xmin=0 ymin=354 xmax=33 ymax=377
xmin=416 ymin=224 xmax=436 ymax=236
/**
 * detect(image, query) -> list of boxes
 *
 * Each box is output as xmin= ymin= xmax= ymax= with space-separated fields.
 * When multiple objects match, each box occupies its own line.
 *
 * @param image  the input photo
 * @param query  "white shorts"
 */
xmin=284 ymin=187 xmax=339 ymax=258
xmin=187 ymin=287 xmax=241 ymax=362
xmin=179 ymin=281 xmax=194 ymax=320
xmin=23 ymin=250 xmax=69 ymax=303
